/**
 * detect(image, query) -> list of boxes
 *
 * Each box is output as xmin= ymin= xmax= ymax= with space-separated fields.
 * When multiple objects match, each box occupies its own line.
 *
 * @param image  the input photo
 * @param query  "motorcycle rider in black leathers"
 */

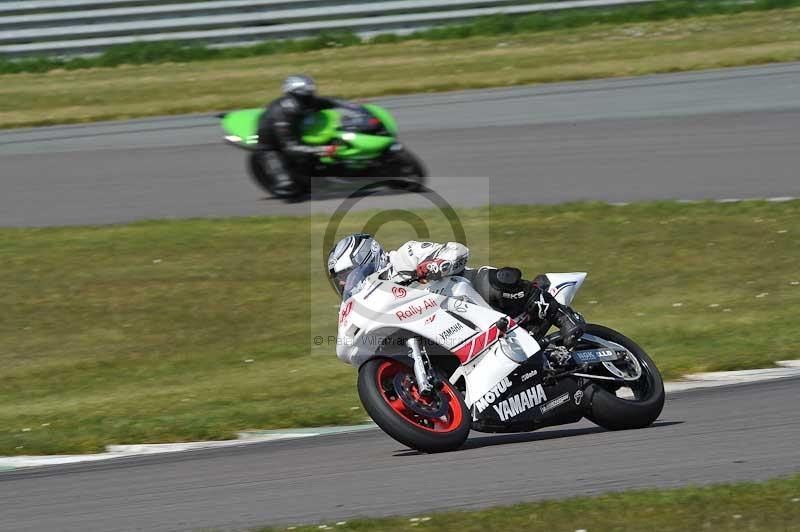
xmin=257 ymin=74 xmax=362 ymax=198
xmin=328 ymin=234 xmax=586 ymax=349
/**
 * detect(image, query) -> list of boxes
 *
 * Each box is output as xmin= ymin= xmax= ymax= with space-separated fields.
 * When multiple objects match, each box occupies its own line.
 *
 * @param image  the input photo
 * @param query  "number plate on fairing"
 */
xmin=571 ymin=348 xmax=619 ymax=364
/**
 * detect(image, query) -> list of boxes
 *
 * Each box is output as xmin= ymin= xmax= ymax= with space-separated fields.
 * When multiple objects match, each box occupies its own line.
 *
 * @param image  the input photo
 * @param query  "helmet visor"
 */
xmin=332 ymin=266 xmax=355 ymax=297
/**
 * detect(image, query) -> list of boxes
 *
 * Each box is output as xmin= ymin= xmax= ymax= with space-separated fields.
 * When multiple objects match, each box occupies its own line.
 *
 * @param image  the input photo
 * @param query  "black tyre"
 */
xmin=358 ymin=358 xmax=470 ymax=453
xmin=582 ymin=324 xmax=665 ymax=430
xmin=388 ymin=149 xmax=427 ymax=192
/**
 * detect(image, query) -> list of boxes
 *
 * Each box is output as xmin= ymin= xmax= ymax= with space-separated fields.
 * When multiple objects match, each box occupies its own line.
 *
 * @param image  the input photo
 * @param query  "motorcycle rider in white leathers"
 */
xmin=328 ymin=233 xmax=586 ymax=348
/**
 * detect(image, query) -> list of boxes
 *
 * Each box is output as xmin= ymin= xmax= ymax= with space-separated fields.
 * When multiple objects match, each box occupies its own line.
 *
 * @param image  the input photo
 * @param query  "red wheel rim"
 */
xmin=375 ymin=359 xmax=464 ymax=433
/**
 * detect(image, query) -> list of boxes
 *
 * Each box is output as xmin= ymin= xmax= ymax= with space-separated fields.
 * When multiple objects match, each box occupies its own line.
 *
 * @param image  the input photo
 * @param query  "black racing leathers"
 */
xmin=466 ymin=267 xmax=586 ymax=348
xmin=257 ymin=94 xmax=360 ymax=155
xmin=256 ymin=94 xmax=361 ymax=195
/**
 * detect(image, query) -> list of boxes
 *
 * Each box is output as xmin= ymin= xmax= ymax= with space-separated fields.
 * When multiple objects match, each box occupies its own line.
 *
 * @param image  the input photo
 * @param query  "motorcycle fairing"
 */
xmin=544 ymin=272 xmax=587 ymax=305
xmin=302 ymin=109 xmax=340 ymax=145
xmin=336 ymin=278 xmax=481 ymax=366
xmin=337 ymin=275 xmax=543 ymax=409
xmin=220 ymin=108 xmax=262 ymax=146
xmin=449 ymin=330 xmax=542 ymax=409
xmin=362 ymin=103 xmax=398 ymax=136
xmin=306 ymin=109 xmax=394 ymax=160
xmin=471 ymin=368 xmax=583 ymax=432
xmin=220 ymin=105 xmax=396 ymax=160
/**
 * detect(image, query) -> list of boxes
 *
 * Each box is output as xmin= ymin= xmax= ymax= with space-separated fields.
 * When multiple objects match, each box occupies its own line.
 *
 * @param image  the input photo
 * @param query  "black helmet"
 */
xmin=282 ymin=74 xmax=316 ymax=102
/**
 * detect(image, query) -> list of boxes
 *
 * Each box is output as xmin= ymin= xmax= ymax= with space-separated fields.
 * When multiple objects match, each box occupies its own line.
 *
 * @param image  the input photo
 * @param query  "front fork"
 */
xmin=407 ymin=337 xmax=436 ymax=395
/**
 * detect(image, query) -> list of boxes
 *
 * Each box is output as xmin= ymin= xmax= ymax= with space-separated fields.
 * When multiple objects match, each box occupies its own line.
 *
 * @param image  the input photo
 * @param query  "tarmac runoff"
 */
xmin=2 ymin=360 xmax=799 ymax=471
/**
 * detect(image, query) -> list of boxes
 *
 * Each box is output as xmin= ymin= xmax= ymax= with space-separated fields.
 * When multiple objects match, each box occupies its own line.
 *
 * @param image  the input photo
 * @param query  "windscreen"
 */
xmin=341 ymin=262 xmax=378 ymax=301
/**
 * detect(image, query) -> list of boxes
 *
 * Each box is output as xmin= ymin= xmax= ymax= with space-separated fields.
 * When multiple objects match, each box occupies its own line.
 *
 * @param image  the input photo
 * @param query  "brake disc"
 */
xmin=393 ymin=373 xmax=450 ymax=418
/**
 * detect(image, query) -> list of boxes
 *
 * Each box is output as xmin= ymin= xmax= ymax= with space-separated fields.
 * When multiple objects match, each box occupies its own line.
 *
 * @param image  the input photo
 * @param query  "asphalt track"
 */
xmin=1 ymin=378 xmax=798 ymax=531
xmin=2 ymin=62 xmax=800 ymax=226
xmin=2 ymin=64 xmax=800 ymax=531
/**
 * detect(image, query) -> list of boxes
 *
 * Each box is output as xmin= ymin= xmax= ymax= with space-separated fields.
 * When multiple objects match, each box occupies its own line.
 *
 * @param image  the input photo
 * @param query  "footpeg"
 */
xmin=547 ymin=345 xmax=573 ymax=368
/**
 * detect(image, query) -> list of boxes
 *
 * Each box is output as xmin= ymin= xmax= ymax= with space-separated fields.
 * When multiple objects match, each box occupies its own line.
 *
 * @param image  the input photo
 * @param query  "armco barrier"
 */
xmin=0 ymin=0 xmax=660 ymax=57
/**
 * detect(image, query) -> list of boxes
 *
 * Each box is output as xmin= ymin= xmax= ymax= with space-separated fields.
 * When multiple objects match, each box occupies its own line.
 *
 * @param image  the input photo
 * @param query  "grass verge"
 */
xmin=1 ymin=200 xmax=799 ymax=455
xmin=2 ymin=0 xmax=798 ymax=75
xmin=257 ymin=475 xmax=800 ymax=531
xmin=3 ymin=6 xmax=800 ymax=128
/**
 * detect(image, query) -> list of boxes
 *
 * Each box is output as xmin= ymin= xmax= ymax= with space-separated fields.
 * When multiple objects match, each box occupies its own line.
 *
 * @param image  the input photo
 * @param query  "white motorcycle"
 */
xmin=336 ymin=264 xmax=665 ymax=453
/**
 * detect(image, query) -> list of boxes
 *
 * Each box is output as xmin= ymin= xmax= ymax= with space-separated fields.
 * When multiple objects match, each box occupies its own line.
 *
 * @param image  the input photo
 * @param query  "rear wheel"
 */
xmin=581 ymin=324 xmax=665 ymax=430
xmin=358 ymin=358 xmax=470 ymax=453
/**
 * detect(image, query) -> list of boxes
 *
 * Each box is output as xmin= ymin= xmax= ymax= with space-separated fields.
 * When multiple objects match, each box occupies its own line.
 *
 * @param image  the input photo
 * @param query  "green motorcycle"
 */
xmin=218 ymin=103 xmax=427 ymax=197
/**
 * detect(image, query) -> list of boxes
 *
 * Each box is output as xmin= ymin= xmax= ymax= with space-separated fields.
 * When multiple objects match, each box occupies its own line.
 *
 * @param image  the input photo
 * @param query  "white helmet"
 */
xmin=328 ymin=233 xmax=386 ymax=297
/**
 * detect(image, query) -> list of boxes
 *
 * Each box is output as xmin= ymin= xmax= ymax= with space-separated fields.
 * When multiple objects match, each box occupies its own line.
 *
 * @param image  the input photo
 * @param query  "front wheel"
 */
xmin=581 ymin=324 xmax=665 ymax=430
xmin=386 ymin=149 xmax=427 ymax=192
xmin=358 ymin=358 xmax=470 ymax=453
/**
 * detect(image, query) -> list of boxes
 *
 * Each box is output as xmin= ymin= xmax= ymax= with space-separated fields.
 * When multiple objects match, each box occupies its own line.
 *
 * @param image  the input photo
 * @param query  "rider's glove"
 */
xmin=415 ymin=258 xmax=450 ymax=281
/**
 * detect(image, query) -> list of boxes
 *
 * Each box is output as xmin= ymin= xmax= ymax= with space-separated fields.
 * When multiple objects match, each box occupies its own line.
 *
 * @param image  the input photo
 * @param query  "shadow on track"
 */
xmin=258 ymin=180 xmax=427 ymax=204
xmin=392 ymin=421 xmax=683 ymax=456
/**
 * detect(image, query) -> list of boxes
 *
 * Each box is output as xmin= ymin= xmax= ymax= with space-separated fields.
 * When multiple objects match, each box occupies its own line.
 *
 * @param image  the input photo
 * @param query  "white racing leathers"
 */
xmin=387 ymin=241 xmax=470 ymax=281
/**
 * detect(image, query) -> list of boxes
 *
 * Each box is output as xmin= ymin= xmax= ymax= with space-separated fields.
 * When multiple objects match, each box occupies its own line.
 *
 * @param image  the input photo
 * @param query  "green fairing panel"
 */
xmin=301 ymin=109 xmax=340 ymax=145
xmin=362 ymin=104 xmax=398 ymax=136
xmin=220 ymin=108 xmax=262 ymax=145
xmin=220 ymin=107 xmax=334 ymax=145
xmin=336 ymin=134 xmax=395 ymax=158
xmin=220 ymin=104 xmax=397 ymax=160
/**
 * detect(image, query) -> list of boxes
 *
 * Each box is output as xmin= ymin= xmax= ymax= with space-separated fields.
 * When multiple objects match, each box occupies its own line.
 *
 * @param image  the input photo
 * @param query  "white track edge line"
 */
xmin=2 ymin=360 xmax=799 ymax=470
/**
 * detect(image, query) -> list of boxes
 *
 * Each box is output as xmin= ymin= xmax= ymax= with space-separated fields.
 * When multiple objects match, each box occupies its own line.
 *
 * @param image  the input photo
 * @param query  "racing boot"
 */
xmin=263 ymin=151 xmax=301 ymax=199
xmin=526 ymin=287 xmax=586 ymax=349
